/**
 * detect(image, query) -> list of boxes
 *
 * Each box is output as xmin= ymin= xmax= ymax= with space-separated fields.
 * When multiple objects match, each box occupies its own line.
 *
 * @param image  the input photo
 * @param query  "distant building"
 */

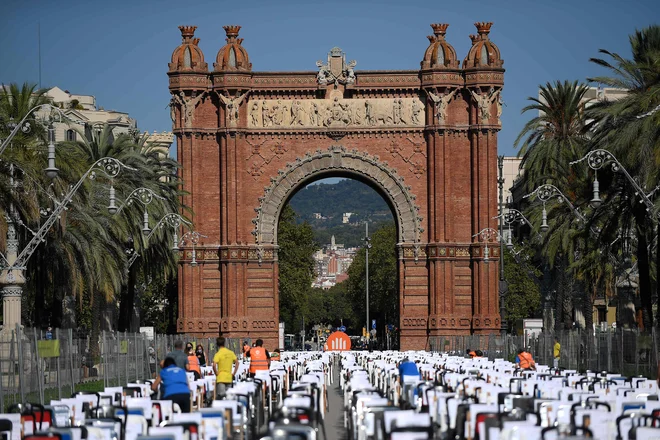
xmin=38 ymin=86 xmax=138 ymax=142
xmin=313 ymin=212 xmax=322 ymax=219
xmin=342 ymin=212 xmax=353 ymax=224
xmin=143 ymin=130 xmax=174 ymax=157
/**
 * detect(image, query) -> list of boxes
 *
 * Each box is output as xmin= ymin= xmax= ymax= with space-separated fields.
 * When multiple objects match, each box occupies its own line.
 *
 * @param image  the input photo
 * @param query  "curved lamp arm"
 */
xmin=9 ymin=157 xmax=136 ymax=270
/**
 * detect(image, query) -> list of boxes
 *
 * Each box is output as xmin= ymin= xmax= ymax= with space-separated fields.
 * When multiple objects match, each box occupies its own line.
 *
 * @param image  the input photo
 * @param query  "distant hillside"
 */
xmin=287 ymin=179 xmax=394 ymax=247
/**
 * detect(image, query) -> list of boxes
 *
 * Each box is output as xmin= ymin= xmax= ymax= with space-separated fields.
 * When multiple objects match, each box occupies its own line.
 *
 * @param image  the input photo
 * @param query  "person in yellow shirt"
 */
xmin=213 ymin=337 xmax=238 ymax=399
xmin=553 ymin=337 xmax=561 ymax=369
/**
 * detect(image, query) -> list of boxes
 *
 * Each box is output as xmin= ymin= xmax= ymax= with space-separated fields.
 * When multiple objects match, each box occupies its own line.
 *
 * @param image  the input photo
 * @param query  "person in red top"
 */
xmin=247 ymin=339 xmax=270 ymax=377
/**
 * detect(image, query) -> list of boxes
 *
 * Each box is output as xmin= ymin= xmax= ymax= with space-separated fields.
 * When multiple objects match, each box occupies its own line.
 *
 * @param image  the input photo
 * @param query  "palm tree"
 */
xmin=1 ymin=83 xmax=185 ymax=335
xmin=515 ymin=80 xmax=591 ymax=191
xmin=516 ymin=81 xmax=598 ymax=330
xmin=585 ymin=25 xmax=660 ymax=329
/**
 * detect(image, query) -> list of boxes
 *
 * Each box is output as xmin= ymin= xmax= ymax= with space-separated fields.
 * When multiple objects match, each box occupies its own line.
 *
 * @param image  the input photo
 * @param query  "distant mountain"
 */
xmin=287 ymin=179 xmax=394 ymax=247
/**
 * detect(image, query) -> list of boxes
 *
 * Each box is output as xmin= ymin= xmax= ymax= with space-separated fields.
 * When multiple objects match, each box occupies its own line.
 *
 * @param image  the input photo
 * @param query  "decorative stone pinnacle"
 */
xmin=475 ymin=22 xmax=493 ymax=36
xmin=223 ymin=25 xmax=241 ymax=39
xmin=430 ymin=23 xmax=449 ymax=38
xmin=192 ymin=38 xmax=200 ymax=46
xmin=469 ymin=34 xmax=479 ymax=44
xmin=179 ymin=25 xmax=197 ymax=41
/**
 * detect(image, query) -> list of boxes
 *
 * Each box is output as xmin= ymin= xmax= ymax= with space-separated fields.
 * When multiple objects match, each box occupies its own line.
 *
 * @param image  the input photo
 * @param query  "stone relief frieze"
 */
xmin=248 ymin=97 xmax=425 ymax=129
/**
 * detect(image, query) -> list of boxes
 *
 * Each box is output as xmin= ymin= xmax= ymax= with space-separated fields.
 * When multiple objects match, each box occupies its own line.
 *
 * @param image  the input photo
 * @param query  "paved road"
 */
xmin=325 ymin=359 xmax=347 ymax=440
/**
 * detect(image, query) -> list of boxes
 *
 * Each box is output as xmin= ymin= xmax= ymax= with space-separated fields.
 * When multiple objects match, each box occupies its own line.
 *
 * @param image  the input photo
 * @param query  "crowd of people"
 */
xmin=151 ymin=336 xmax=284 ymax=412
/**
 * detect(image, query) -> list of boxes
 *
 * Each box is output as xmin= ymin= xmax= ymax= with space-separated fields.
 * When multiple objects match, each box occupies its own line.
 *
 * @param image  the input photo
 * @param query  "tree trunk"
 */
xmin=117 ymin=264 xmax=137 ymax=332
xmin=634 ymin=207 xmax=653 ymax=331
xmin=554 ymin=264 xmax=564 ymax=333
xmin=656 ymin=224 xmax=660 ymax=326
xmin=90 ymin=290 xmax=103 ymax=360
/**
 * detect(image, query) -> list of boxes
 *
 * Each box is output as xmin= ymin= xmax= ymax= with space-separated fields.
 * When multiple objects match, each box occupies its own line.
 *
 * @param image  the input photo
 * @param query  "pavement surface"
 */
xmin=324 ymin=359 xmax=348 ymax=440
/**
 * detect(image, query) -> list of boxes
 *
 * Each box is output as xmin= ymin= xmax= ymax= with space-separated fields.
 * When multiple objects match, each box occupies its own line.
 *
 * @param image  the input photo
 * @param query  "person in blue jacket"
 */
xmin=151 ymin=356 xmax=191 ymax=412
xmin=398 ymin=357 xmax=421 ymax=408
xmin=398 ymin=357 xmax=421 ymax=384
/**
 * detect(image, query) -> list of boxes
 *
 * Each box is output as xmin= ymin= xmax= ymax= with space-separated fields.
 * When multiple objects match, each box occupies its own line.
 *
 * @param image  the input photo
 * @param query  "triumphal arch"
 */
xmin=168 ymin=22 xmax=504 ymax=349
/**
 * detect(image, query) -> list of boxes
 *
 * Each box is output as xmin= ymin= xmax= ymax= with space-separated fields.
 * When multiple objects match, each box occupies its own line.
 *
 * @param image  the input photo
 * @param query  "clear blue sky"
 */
xmin=1 ymin=0 xmax=656 ymax=157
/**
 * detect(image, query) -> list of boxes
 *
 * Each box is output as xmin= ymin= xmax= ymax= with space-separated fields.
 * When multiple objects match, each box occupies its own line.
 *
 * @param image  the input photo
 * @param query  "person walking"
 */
xmin=161 ymin=340 xmax=189 ymax=370
xmin=242 ymin=341 xmax=251 ymax=359
xmin=515 ymin=349 xmax=536 ymax=371
xmin=213 ymin=337 xmax=239 ymax=399
xmin=151 ymin=356 xmax=191 ymax=412
xmin=248 ymin=339 xmax=270 ymax=377
xmin=553 ymin=337 xmax=561 ymax=369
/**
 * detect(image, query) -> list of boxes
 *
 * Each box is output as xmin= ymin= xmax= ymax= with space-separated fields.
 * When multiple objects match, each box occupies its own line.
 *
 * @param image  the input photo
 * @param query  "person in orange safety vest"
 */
xmin=516 ymin=349 xmax=536 ymax=370
xmin=247 ymin=339 xmax=271 ymax=377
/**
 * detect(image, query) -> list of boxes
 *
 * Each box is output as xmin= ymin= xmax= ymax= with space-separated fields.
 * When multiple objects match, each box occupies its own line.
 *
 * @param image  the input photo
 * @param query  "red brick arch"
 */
xmin=253 ymin=145 xmax=422 ymax=246
xmin=169 ymin=23 xmax=504 ymax=349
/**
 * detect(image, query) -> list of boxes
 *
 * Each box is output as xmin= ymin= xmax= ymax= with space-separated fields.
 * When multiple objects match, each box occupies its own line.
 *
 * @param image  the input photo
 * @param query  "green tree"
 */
xmin=278 ymin=204 xmax=318 ymax=333
xmin=0 ymin=83 xmax=184 ymax=337
xmin=515 ymin=80 xmax=591 ymax=191
xmin=346 ymin=222 xmax=398 ymax=335
xmin=585 ymin=25 xmax=660 ymax=329
xmin=516 ymin=80 xmax=600 ymax=330
xmin=503 ymin=245 xmax=541 ymax=332
xmin=307 ymin=283 xmax=359 ymax=331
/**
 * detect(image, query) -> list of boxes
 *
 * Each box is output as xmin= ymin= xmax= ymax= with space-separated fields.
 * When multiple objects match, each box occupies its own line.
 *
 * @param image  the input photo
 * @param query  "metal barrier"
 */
xmin=0 ymin=326 xmax=242 ymax=410
xmin=428 ymin=328 xmax=660 ymax=378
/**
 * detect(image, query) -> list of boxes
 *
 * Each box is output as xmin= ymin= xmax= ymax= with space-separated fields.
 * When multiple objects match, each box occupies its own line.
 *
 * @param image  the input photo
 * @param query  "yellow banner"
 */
xmin=37 ymin=340 xmax=60 ymax=358
xmin=120 ymin=340 xmax=128 ymax=354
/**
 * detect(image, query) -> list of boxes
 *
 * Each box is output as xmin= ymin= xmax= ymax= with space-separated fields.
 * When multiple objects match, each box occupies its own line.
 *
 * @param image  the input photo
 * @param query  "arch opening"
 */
xmin=278 ymin=175 xmax=400 ymax=349
xmin=252 ymin=145 xmax=423 ymax=247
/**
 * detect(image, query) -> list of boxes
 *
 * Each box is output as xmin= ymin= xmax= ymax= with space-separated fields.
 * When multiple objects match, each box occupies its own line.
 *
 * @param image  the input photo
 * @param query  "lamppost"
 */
xmin=113 ymin=187 xmax=167 ymax=234
xmin=571 ymin=149 xmax=660 ymax=326
xmin=179 ymin=231 xmax=208 ymax=267
xmin=494 ymin=208 xmax=538 ymax=250
xmin=497 ymin=156 xmax=508 ymax=336
xmin=472 ymin=228 xmax=501 ymax=263
xmin=570 ymin=149 xmax=658 ymax=216
xmin=146 ymin=213 xmax=193 ymax=250
xmin=523 ymin=183 xmax=596 ymax=233
xmin=0 ymin=157 xmax=135 ymax=331
xmin=0 ymin=104 xmax=65 ymax=170
xmin=363 ymin=223 xmax=372 ymax=342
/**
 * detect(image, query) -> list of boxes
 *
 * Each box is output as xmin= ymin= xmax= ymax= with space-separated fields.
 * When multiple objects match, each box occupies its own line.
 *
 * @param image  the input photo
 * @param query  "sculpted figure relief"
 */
xmin=250 ymin=102 xmax=260 ymax=126
xmin=173 ymin=91 xmax=206 ymax=129
xmin=247 ymin=98 xmax=423 ymax=128
xmin=427 ymin=89 xmax=457 ymax=124
xmin=470 ymin=88 xmax=499 ymax=124
xmin=218 ymin=91 xmax=249 ymax=126
xmin=411 ymin=99 xmax=423 ymax=124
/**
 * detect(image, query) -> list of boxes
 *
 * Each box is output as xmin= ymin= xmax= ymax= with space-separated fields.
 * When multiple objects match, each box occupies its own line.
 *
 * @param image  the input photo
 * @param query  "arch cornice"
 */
xmin=252 ymin=145 xmax=423 ymax=245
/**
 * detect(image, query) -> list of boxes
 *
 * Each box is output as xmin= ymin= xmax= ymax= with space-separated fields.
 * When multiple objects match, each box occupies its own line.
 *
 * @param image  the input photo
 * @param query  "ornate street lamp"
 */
xmin=493 ymin=208 xmax=537 ymax=250
xmin=472 ymin=227 xmax=501 ymax=264
xmin=112 ymin=187 xmax=167 ymax=234
xmin=364 ymin=223 xmax=372 ymax=339
xmin=0 ymin=157 xmax=136 ymax=331
xmin=570 ymin=149 xmax=658 ymax=216
xmin=1 ymin=104 xmax=66 ymax=178
xmin=524 ymin=184 xmax=588 ymax=233
xmin=146 ymin=213 xmax=192 ymax=250
xmin=179 ymin=231 xmax=208 ymax=267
